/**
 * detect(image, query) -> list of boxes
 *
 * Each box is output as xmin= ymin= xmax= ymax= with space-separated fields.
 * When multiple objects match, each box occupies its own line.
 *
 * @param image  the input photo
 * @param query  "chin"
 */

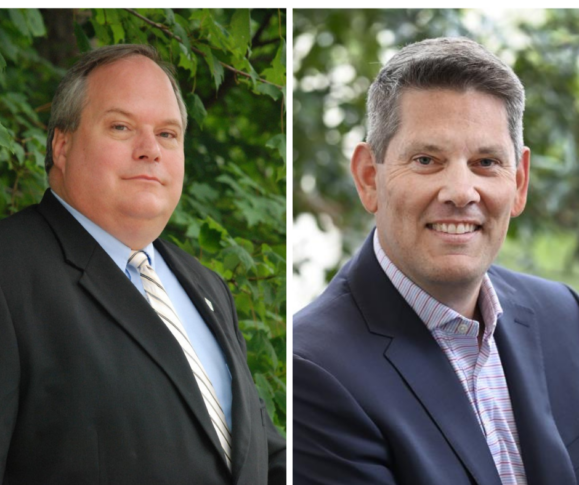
xmin=119 ymin=200 xmax=168 ymax=221
xmin=428 ymin=264 xmax=488 ymax=287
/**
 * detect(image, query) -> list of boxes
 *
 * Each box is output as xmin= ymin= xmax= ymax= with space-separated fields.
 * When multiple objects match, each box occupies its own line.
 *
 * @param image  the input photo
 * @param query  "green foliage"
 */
xmin=0 ymin=8 xmax=286 ymax=432
xmin=294 ymin=9 xmax=579 ymax=290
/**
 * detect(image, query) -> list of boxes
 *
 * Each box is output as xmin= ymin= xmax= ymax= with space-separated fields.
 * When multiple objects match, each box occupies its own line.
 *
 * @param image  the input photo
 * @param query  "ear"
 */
xmin=350 ymin=142 xmax=378 ymax=214
xmin=511 ymin=146 xmax=530 ymax=217
xmin=51 ymin=128 xmax=72 ymax=174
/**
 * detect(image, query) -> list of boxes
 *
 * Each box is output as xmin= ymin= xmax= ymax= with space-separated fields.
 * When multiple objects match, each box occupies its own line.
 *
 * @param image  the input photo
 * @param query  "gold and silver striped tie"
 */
xmin=128 ymin=250 xmax=232 ymax=470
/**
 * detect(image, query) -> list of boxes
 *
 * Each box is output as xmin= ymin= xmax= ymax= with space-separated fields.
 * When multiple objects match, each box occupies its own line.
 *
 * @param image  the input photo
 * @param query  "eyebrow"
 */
xmin=399 ymin=142 xmax=511 ymax=160
xmin=103 ymin=108 xmax=183 ymax=129
xmin=399 ymin=143 xmax=444 ymax=160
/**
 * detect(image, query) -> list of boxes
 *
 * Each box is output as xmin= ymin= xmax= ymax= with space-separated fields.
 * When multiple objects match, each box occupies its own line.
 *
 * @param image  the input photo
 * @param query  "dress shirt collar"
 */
xmin=51 ymin=189 xmax=155 ymax=272
xmin=372 ymin=230 xmax=503 ymax=338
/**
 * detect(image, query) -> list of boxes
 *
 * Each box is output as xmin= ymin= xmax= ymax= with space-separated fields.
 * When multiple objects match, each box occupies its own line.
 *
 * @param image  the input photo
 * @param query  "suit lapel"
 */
xmin=348 ymin=233 xmax=501 ymax=485
xmin=38 ymin=191 xmax=231 ymax=471
xmin=490 ymin=269 xmax=576 ymax=485
xmin=155 ymin=240 xmax=253 ymax=481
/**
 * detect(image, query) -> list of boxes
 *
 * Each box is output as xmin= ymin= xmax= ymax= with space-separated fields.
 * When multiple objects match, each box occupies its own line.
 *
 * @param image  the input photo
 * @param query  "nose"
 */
xmin=133 ymin=130 xmax=161 ymax=162
xmin=437 ymin=162 xmax=481 ymax=208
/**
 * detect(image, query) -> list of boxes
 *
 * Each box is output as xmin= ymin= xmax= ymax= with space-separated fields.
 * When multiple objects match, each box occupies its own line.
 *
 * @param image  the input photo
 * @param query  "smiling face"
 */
xmin=352 ymin=88 xmax=530 ymax=304
xmin=50 ymin=55 xmax=185 ymax=249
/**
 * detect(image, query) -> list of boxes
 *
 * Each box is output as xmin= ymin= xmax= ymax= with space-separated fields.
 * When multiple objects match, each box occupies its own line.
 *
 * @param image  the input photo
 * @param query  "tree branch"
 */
xmin=124 ymin=8 xmax=283 ymax=89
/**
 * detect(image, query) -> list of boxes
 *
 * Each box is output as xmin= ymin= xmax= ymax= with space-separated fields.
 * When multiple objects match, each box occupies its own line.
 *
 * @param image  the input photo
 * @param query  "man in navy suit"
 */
xmin=294 ymin=37 xmax=579 ymax=485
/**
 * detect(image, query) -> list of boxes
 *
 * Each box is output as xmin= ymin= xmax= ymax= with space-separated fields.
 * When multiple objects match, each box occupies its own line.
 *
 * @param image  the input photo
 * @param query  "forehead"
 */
xmin=398 ymin=88 xmax=509 ymax=129
xmin=390 ymin=88 xmax=513 ymax=157
xmin=82 ymin=56 xmax=181 ymax=122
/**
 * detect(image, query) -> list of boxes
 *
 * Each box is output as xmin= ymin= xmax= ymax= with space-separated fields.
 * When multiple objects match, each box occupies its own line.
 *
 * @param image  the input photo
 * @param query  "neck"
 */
xmin=50 ymin=185 xmax=162 ymax=250
xmin=424 ymin=280 xmax=482 ymax=320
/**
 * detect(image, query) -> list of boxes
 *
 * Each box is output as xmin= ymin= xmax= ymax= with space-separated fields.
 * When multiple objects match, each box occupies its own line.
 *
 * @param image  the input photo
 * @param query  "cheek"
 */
xmin=482 ymin=186 xmax=518 ymax=221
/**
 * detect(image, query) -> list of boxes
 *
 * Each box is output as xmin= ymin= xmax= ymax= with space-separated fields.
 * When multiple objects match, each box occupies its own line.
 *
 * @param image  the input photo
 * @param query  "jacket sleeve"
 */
xmin=294 ymin=354 xmax=398 ymax=485
xmin=0 ymin=285 xmax=19 ymax=480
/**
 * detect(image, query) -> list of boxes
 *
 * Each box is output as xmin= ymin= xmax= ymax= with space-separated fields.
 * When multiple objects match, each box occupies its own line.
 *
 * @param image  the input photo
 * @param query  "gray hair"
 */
xmin=45 ymin=44 xmax=188 ymax=174
xmin=366 ymin=37 xmax=525 ymax=164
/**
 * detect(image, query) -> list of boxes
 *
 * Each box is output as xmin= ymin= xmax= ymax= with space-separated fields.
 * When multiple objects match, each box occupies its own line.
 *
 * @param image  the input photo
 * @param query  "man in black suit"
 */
xmin=294 ymin=37 xmax=579 ymax=484
xmin=0 ymin=44 xmax=285 ymax=484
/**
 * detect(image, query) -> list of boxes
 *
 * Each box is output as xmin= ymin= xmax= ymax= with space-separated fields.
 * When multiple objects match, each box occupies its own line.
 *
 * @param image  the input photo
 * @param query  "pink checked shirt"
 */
xmin=373 ymin=232 xmax=527 ymax=484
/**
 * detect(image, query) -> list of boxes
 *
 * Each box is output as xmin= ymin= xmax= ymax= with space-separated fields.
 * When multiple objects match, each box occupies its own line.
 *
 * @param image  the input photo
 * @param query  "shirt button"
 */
xmin=458 ymin=323 xmax=468 ymax=334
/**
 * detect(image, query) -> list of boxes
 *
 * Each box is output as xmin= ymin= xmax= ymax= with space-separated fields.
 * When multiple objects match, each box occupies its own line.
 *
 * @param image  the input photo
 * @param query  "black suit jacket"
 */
xmin=0 ymin=190 xmax=285 ymax=484
xmin=294 ymin=231 xmax=579 ymax=485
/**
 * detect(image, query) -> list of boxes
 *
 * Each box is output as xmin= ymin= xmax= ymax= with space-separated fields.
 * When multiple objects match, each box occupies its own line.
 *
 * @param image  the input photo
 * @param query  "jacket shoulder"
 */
xmin=0 ymin=204 xmax=55 ymax=268
xmin=489 ymin=264 xmax=578 ymax=305
xmin=293 ymin=259 xmax=365 ymax=359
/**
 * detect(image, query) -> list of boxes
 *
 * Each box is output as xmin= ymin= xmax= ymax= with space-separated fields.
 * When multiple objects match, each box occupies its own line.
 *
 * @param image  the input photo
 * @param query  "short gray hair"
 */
xmin=366 ymin=37 xmax=525 ymax=164
xmin=45 ymin=44 xmax=188 ymax=174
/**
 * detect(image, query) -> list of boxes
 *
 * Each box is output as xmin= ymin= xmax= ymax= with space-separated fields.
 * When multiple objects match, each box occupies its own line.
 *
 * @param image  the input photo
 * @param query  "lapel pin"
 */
xmin=205 ymin=298 xmax=214 ymax=311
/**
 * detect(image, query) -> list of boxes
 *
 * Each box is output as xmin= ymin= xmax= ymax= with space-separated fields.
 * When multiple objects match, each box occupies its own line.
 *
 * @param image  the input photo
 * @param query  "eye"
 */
xmin=112 ymin=124 xmax=128 ymax=131
xmin=479 ymin=158 xmax=498 ymax=167
xmin=158 ymin=132 xmax=175 ymax=139
xmin=414 ymin=156 xmax=433 ymax=165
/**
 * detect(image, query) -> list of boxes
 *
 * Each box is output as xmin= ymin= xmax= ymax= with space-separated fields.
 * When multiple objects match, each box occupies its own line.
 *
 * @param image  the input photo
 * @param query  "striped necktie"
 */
xmin=127 ymin=250 xmax=232 ymax=470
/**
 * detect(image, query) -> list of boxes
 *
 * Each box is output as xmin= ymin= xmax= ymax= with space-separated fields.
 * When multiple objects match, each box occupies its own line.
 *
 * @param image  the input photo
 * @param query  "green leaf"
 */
xmin=230 ymin=9 xmax=250 ymax=56
xmin=168 ymin=235 xmax=196 ymax=257
xmin=178 ymin=44 xmax=197 ymax=77
xmin=205 ymin=14 xmax=231 ymax=51
xmin=223 ymin=244 xmax=255 ymax=270
xmin=198 ymin=216 xmax=228 ymax=252
xmin=123 ymin=14 xmax=147 ymax=45
xmin=173 ymin=22 xmax=190 ymax=50
xmin=274 ymin=390 xmax=286 ymax=415
xmin=0 ymin=29 xmax=18 ymax=61
xmin=0 ymin=52 xmax=6 ymax=72
xmin=27 ymin=141 xmax=45 ymax=167
xmin=232 ymin=57 xmax=258 ymax=88
xmin=110 ymin=23 xmax=125 ymax=44
xmin=257 ymin=332 xmax=278 ymax=369
xmin=256 ymin=83 xmax=281 ymax=101
xmin=104 ymin=9 xmax=120 ymax=24
xmin=164 ymin=8 xmax=176 ymax=26
xmin=212 ymin=61 xmax=224 ymax=90
xmin=9 ymin=10 xmax=30 ymax=38
xmin=199 ymin=223 xmax=223 ymax=253
xmin=266 ymin=134 xmax=286 ymax=164
xmin=74 ymin=22 xmax=92 ymax=53
xmin=0 ymin=122 xmax=14 ymax=153
xmin=190 ymin=94 xmax=207 ymax=127
xmin=24 ymin=9 xmax=46 ymax=37
xmin=261 ymin=39 xmax=285 ymax=86
xmin=95 ymin=8 xmax=106 ymax=25
xmin=13 ymin=143 xmax=25 ymax=164
xmin=198 ymin=44 xmax=224 ymax=90
xmin=234 ymin=293 xmax=253 ymax=316
xmin=254 ymin=373 xmax=275 ymax=420
xmin=235 ymin=237 xmax=254 ymax=254
xmin=187 ymin=182 xmax=218 ymax=202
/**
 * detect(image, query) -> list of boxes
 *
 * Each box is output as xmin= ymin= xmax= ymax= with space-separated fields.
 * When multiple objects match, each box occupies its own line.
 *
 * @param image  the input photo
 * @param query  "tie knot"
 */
xmin=128 ymin=250 xmax=149 ymax=271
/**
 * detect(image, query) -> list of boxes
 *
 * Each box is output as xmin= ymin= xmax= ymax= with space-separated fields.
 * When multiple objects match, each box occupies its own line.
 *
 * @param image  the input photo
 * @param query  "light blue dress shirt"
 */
xmin=52 ymin=190 xmax=233 ymax=430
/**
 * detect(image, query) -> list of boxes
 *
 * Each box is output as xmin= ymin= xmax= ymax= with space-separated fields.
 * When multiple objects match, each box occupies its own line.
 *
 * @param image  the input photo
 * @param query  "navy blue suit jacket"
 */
xmin=294 ymin=231 xmax=579 ymax=485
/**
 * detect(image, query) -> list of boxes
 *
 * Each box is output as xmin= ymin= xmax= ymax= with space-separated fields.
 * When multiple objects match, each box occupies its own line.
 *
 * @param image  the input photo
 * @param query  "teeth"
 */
xmin=431 ymin=223 xmax=477 ymax=234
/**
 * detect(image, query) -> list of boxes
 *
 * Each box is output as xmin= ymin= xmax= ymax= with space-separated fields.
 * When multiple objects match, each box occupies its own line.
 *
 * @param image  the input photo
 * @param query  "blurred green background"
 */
xmin=293 ymin=8 xmax=579 ymax=310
